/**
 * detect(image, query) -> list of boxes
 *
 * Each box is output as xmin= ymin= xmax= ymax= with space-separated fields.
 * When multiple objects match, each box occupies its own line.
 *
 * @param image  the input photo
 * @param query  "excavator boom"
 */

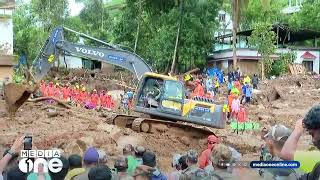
xmin=32 ymin=26 xmax=152 ymax=82
xmin=4 ymin=26 xmax=152 ymax=113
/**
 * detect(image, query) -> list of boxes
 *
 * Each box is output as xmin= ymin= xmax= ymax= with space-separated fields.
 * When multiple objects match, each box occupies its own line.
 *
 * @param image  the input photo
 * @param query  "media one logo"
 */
xmin=19 ymin=150 xmax=63 ymax=173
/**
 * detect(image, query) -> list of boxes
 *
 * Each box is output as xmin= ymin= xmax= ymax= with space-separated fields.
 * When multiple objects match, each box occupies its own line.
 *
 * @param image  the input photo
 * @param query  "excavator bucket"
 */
xmin=4 ymin=83 xmax=32 ymax=114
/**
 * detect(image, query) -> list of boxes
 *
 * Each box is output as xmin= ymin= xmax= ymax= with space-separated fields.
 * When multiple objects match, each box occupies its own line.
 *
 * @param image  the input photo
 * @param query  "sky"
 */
xmin=22 ymin=0 xmax=85 ymax=16
xmin=68 ymin=0 xmax=84 ymax=16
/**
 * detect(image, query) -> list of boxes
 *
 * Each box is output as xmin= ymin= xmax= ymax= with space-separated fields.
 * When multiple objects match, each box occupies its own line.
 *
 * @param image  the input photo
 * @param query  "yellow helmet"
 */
xmin=184 ymin=74 xmax=192 ymax=81
xmin=81 ymin=87 xmax=86 ymax=92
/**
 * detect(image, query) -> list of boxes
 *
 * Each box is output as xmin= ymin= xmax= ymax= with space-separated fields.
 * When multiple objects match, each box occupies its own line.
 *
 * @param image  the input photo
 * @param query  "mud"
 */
xmin=0 ymin=74 xmax=318 ymax=173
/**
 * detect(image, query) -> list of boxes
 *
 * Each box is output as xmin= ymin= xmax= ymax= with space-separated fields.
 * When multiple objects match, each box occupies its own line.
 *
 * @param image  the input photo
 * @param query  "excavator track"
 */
xmin=106 ymin=114 xmax=216 ymax=138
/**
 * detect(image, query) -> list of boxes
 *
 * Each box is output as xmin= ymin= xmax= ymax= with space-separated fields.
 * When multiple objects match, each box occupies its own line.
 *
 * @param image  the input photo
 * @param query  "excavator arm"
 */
xmin=5 ymin=26 xmax=152 ymax=114
xmin=32 ymin=26 xmax=152 ymax=82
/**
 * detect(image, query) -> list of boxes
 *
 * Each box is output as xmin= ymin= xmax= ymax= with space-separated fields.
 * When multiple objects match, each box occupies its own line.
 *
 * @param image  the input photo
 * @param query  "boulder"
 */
xmin=64 ymin=141 xmax=83 ymax=155
xmin=179 ymin=136 xmax=191 ymax=146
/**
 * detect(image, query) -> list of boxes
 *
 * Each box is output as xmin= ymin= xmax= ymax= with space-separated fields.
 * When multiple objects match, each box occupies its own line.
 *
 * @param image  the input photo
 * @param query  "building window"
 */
xmin=302 ymin=60 xmax=313 ymax=72
xmin=219 ymin=13 xmax=225 ymax=22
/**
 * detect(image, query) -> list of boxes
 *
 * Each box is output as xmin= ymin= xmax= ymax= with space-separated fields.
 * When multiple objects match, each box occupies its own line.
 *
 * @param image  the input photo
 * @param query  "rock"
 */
xmin=271 ymin=103 xmax=282 ymax=109
xmin=289 ymin=90 xmax=294 ymax=94
xmin=97 ymin=123 xmax=114 ymax=134
xmin=267 ymin=87 xmax=281 ymax=102
xmin=47 ymin=110 xmax=58 ymax=118
xmin=154 ymin=124 xmax=169 ymax=133
xmin=198 ymin=139 xmax=207 ymax=146
xmin=257 ymin=104 xmax=265 ymax=110
xmin=88 ymin=123 xmax=97 ymax=131
xmin=78 ymin=136 xmax=94 ymax=148
xmin=179 ymin=136 xmax=191 ymax=146
xmin=64 ymin=141 xmax=83 ymax=155
xmin=258 ymin=115 xmax=271 ymax=121
xmin=110 ymin=128 xmax=123 ymax=142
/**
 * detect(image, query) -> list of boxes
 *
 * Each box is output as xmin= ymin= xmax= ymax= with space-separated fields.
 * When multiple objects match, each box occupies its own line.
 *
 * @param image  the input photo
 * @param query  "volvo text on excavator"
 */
xmin=4 ymin=26 xmax=226 ymax=136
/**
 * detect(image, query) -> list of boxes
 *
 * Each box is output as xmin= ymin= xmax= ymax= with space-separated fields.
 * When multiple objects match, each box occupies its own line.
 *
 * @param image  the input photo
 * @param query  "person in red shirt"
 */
xmin=192 ymin=79 xmax=205 ymax=97
xmin=40 ymin=80 xmax=46 ymax=97
xmin=53 ymin=83 xmax=61 ymax=98
xmin=61 ymin=85 xmax=71 ymax=101
xmin=78 ymin=87 xmax=88 ymax=105
xmin=91 ymin=89 xmax=100 ymax=107
xmin=99 ymin=90 xmax=106 ymax=108
xmin=46 ymin=81 xmax=54 ymax=97
xmin=198 ymin=135 xmax=220 ymax=169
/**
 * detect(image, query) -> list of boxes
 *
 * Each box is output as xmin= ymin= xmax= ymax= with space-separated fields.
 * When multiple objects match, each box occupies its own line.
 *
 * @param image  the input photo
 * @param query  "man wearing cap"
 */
xmin=262 ymin=124 xmax=299 ymax=179
xmin=280 ymin=105 xmax=320 ymax=177
xmin=198 ymin=135 xmax=219 ymax=169
xmin=74 ymin=147 xmax=99 ymax=180
xmin=179 ymin=150 xmax=209 ymax=180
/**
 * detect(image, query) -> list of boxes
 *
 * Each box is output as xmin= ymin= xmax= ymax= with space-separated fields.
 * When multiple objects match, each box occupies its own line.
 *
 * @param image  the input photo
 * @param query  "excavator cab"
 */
xmin=134 ymin=73 xmax=225 ymax=129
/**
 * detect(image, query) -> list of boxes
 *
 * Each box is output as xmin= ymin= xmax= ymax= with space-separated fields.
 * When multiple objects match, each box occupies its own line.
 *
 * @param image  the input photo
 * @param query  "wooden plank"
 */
xmin=289 ymin=65 xmax=294 ymax=75
xmin=292 ymin=65 xmax=297 ymax=75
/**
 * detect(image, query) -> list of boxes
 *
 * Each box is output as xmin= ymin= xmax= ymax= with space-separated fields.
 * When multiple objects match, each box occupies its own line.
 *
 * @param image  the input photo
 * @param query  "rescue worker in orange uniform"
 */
xmin=192 ymin=79 xmax=205 ymax=97
xmin=91 ymin=89 xmax=100 ymax=107
xmin=198 ymin=135 xmax=220 ymax=169
xmin=40 ymin=80 xmax=46 ymax=96
xmin=46 ymin=81 xmax=54 ymax=97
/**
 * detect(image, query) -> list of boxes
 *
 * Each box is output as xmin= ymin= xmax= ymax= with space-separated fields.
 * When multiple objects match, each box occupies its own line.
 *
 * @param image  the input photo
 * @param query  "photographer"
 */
xmin=1 ymin=136 xmax=26 ymax=180
xmin=280 ymin=105 xmax=320 ymax=179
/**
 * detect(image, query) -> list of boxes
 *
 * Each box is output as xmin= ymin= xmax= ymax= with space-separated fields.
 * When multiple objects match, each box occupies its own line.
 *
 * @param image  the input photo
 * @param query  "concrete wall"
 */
xmin=0 ymin=9 xmax=13 ymax=55
xmin=237 ymin=60 xmax=259 ymax=75
xmin=294 ymin=50 xmax=319 ymax=73
xmin=101 ymin=62 xmax=114 ymax=73
xmin=56 ymin=55 xmax=83 ymax=68
xmin=0 ymin=66 xmax=13 ymax=81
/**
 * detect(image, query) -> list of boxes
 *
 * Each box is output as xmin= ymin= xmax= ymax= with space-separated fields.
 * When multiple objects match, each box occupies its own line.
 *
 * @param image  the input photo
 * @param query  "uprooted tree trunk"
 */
xmin=27 ymin=97 xmax=72 ymax=109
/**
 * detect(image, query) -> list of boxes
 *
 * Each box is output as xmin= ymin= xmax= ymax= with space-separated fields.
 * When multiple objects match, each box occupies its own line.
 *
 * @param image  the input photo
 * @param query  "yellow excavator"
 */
xmin=4 ymin=27 xmax=226 ymax=136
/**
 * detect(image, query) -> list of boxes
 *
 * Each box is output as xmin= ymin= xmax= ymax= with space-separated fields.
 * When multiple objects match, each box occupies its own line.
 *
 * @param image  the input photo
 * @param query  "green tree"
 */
xmin=31 ymin=0 xmax=69 ymax=31
xmin=113 ymin=0 xmax=222 ymax=73
xmin=13 ymin=3 xmax=48 ymax=65
xmin=241 ymin=0 xmax=287 ymax=30
xmin=248 ymin=22 xmax=276 ymax=79
xmin=289 ymin=0 xmax=320 ymax=31
xmin=231 ymin=0 xmax=270 ymax=69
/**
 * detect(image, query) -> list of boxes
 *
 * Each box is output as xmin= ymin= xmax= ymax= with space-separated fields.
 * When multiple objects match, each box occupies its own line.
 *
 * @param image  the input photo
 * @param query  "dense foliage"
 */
xmin=248 ymin=22 xmax=276 ymax=78
xmin=12 ymin=0 xmax=320 ymax=75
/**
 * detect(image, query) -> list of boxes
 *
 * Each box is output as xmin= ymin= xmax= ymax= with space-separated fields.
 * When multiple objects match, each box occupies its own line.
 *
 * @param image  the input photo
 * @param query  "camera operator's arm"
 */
xmin=0 ymin=136 xmax=24 ymax=172
xmin=280 ymin=119 xmax=304 ymax=160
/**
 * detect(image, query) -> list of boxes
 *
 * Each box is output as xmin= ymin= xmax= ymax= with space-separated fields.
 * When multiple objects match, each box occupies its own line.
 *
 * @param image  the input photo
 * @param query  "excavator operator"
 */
xmin=143 ymin=78 xmax=162 ymax=107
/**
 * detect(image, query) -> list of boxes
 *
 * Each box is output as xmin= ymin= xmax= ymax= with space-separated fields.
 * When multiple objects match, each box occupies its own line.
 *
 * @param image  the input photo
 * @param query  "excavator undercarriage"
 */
xmin=104 ymin=113 xmax=216 ymax=137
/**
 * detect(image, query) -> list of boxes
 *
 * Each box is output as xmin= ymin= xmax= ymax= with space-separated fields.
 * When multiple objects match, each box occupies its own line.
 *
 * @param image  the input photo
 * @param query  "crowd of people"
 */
xmin=0 ymin=104 xmax=319 ymax=180
xmin=182 ymin=67 xmax=258 ymax=124
xmin=2 ymin=67 xmax=320 ymax=180
xmin=38 ymin=81 xmax=116 ymax=110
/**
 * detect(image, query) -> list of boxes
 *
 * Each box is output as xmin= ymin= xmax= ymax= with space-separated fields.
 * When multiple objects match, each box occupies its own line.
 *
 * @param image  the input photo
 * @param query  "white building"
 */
xmin=0 ymin=0 xmax=16 ymax=81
